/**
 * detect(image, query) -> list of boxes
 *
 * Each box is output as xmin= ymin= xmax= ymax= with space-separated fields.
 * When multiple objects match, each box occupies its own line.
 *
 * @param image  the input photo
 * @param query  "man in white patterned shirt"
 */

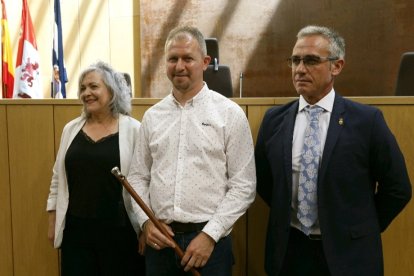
xmin=128 ymin=26 xmax=256 ymax=275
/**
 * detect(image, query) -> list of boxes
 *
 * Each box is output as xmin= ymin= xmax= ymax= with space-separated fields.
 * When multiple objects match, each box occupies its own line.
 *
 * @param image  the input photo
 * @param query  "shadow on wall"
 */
xmin=140 ymin=0 xmax=414 ymax=98
xmin=140 ymin=1 xmax=191 ymax=97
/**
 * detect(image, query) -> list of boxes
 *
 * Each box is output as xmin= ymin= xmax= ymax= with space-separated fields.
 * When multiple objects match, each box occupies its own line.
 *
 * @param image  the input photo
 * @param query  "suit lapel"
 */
xmin=283 ymin=101 xmax=299 ymax=194
xmin=318 ymin=94 xmax=346 ymax=186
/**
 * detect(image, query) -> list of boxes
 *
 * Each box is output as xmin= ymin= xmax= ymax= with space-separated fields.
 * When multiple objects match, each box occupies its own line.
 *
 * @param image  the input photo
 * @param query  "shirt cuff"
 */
xmin=202 ymin=220 xmax=226 ymax=242
xmin=46 ymin=199 xmax=56 ymax=212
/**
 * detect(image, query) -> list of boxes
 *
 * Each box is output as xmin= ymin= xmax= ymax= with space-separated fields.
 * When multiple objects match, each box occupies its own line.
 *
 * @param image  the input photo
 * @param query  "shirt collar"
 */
xmin=170 ymin=82 xmax=209 ymax=107
xmin=299 ymin=88 xmax=335 ymax=112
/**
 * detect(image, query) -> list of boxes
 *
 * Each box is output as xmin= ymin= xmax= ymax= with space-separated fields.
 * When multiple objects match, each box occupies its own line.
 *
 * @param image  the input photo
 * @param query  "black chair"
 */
xmin=205 ymin=38 xmax=219 ymax=65
xmin=395 ymin=52 xmax=414 ymax=96
xmin=203 ymin=38 xmax=233 ymax=97
xmin=122 ymin=72 xmax=133 ymax=97
xmin=123 ymin=72 xmax=132 ymax=87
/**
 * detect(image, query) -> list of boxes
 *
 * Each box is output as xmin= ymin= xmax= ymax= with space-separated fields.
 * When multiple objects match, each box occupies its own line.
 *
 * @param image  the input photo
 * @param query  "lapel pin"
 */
xmin=339 ymin=118 xmax=344 ymax=125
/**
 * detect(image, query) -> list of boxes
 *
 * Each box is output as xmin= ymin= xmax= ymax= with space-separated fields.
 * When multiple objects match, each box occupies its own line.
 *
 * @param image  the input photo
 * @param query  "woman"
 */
xmin=47 ymin=61 xmax=145 ymax=275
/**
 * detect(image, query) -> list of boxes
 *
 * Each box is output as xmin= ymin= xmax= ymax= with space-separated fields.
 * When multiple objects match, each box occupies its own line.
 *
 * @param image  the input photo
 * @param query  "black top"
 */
xmin=65 ymin=129 xmax=128 ymax=226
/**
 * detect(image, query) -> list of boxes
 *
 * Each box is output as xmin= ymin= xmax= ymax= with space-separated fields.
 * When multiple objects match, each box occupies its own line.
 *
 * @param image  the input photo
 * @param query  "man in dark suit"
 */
xmin=255 ymin=25 xmax=411 ymax=276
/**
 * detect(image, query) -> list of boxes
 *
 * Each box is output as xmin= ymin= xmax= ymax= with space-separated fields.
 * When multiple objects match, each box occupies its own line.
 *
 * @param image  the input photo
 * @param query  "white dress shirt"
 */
xmin=291 ymin=89 xmax=335 ymax=235
xmin=128 ymin=84 xmax=256 ymax=242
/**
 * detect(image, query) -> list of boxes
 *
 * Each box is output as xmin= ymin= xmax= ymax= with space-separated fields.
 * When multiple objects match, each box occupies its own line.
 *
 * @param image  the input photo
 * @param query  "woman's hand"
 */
xmin=47 ymin=211 xmax=56 ymax=246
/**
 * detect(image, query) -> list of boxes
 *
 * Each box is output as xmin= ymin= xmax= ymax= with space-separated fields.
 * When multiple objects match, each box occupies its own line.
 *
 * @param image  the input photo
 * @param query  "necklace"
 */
xmin=84 ymin=116 xmax=119 ymax=141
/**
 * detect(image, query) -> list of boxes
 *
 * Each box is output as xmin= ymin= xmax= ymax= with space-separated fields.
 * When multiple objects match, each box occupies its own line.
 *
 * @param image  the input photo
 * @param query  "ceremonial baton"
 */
xmin=111 ymin=167 xmax=201 ymax=276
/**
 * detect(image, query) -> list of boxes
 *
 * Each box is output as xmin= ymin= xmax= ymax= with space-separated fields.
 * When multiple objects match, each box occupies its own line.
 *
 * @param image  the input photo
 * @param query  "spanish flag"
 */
xmin=1 ymin=0 xmax=14 ymax=98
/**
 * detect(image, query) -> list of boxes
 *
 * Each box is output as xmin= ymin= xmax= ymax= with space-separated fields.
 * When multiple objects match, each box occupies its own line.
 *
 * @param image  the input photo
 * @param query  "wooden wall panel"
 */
xmin=131 ymin=106 xmax=150 ymax=122
xmin=0 ymin=99 xmax=413 ymax=275
xmin=246 ymin=198 xmax=268 ymax=276
xmin=247 ymin=105 xmax=272 ymax=276
xmin=248 ymin=105 xmax=273 ymax=144
xmin=131 ymin=99 xmax=160 ymax=121
xmin=376 ymin=105 xmax=414 ymax=275
xmin=0 ymin=106 xmax=13 ymax=275
xmin=232 ymin=215 xmax=247 ymax=276
xmin=7 ymin=105 xmax=59 ymax=276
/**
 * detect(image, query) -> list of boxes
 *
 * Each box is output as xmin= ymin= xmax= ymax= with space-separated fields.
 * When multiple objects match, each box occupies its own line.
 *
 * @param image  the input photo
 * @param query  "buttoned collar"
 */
xmin=299 ymin=88 xmax=335 ymax=113
xmin=169 ymin=82 xmax=209 ymax=108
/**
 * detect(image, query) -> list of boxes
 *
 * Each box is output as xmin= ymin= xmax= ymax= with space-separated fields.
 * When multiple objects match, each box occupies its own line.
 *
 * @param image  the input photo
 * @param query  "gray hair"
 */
xmin=78 ymin=61 xmax=132 ymax=118
xmin=164 ymin=26 xmax=207 ymax=56
xmin=297 ymin=25 xmax=345 ymax=59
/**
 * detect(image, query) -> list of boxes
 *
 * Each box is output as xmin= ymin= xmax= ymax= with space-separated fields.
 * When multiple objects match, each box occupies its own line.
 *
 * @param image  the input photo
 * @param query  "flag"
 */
xmin=13 ymin=0 xmax=42 ymax=98
xmin=1 ymin=0 xmax=14 ymax=98
xmin=52 ymin=0 xmax=67 ymax=98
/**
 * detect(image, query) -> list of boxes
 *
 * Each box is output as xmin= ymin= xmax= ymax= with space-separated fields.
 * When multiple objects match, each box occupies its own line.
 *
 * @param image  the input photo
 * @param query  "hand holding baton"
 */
xmin=111 ymin=167 xmax=201 ymax=276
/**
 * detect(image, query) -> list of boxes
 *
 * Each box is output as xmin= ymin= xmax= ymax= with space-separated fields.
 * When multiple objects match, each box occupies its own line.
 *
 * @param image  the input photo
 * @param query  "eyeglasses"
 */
xmin=287 ymin=55 xmax=339 ymax=68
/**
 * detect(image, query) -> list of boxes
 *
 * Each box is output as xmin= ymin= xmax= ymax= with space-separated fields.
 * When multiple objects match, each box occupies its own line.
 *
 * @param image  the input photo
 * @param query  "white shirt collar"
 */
xmin=170 ymin=82 xmax=208 ymax=107
xmin=299 ymin=88 xmax=335 ymax=112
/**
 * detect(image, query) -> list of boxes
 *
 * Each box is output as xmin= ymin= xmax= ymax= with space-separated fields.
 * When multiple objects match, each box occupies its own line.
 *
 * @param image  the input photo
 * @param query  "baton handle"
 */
xmin=111 ymin=167 xmax=201 ymax=276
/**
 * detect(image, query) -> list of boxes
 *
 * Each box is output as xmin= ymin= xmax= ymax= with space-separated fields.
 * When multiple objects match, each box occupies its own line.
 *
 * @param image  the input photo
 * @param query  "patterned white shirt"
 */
xmin=128 ymin=84 xmax=256 ymax=242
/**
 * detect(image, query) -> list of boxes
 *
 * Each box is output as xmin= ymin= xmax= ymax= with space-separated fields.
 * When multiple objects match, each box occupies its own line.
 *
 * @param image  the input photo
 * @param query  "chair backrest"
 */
xmin=204 ymin=65 xmax=233 ymax=98
xmin=123 ymin=72 xmax=132 ymax=87
xmin=205 ymin=38 xmax=219 ymax=65
xmin=395 ymin=52 xmax=414 ymax=96
xmin=122 ymin=72 xmax=133 ymax=96
xmin=203 ymin=38 xmax=233 ymax=97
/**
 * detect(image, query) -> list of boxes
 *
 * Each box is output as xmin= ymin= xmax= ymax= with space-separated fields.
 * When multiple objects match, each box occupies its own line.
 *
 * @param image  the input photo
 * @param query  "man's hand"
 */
xmin=138 ymin=231 xmax=146 ymax=255
xmin=143 ymin=220 xmax=175 ymax=250
xmin=181 ymin=232 xmax=215 ymax=271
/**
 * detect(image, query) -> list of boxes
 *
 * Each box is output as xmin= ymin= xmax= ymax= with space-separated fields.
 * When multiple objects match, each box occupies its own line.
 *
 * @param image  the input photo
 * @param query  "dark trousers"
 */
xmin=61 ymin=216 xmax=145 ymax=276
xmin=146 ymin=231 xmax=234 ymax=276
xmin=279 ymin=227 xmax=331 ymax=276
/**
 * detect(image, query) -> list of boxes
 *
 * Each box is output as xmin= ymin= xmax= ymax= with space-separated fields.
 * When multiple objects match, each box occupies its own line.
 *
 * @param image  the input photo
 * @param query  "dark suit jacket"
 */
xmin=255 ymin=94 xmax=411 ymax=276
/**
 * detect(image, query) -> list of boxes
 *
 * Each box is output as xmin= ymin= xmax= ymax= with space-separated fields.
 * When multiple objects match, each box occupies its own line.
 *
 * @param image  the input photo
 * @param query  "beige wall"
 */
xmin=1 ymin=0 xmax=140 ymax=99
xmin=0 ymin=97 xmax=413 ymax=275
xmin=140 ymin=0 xmax=414 ymax=98
xmin=3 ymin=0 xmax=414 ymax=99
